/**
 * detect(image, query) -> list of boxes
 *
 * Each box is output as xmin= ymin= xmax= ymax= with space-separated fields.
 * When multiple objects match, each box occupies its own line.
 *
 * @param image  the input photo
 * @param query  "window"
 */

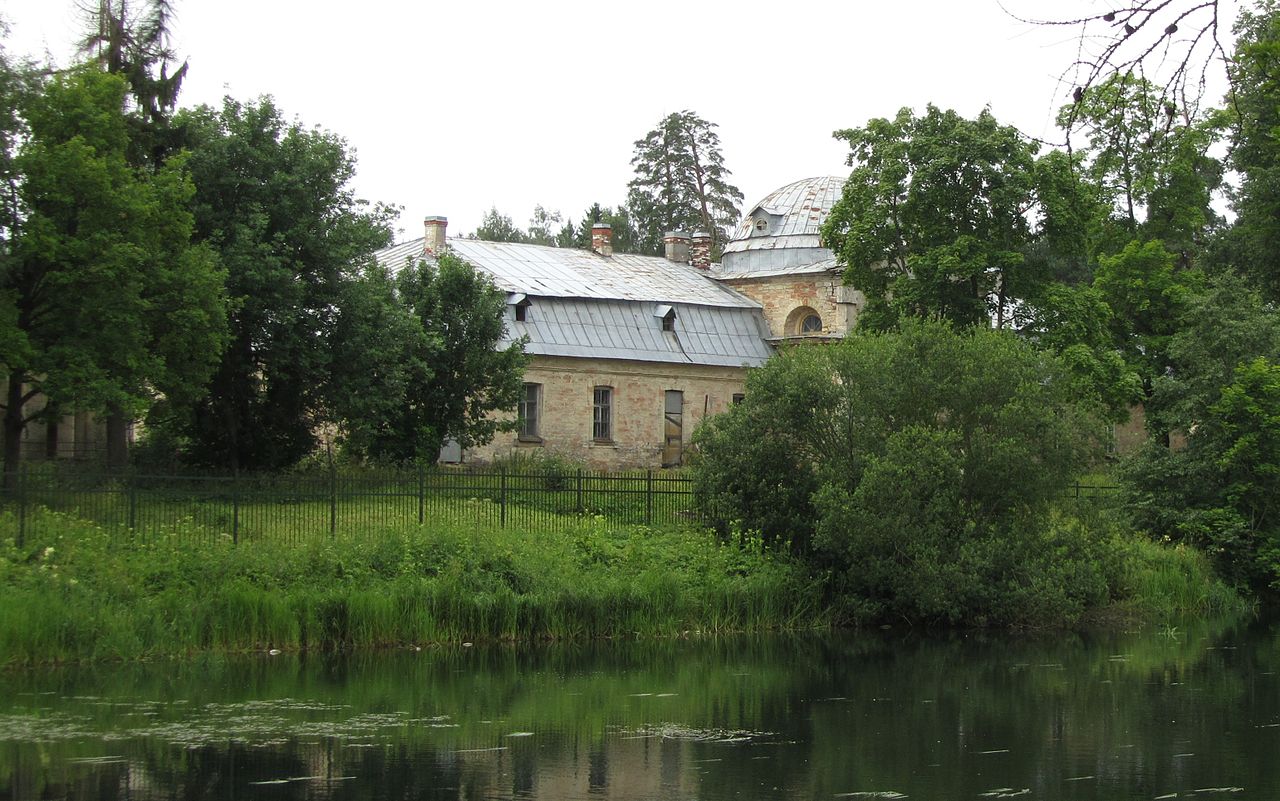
xmin=519 ymin=383 xmax=541 ymax=440
xmin=593 ymin=386 xmax=613 ymax=441
xmin=800 ymin=313 xmax=823 ymax=333
xmin=655 ymin=304 xmax=677 ymax=332
xmin=515 ymin=302 xmax=529 ymax=322
xmin=754 ymin=218 xmax=768 ymax=232
xmin=732 ymin=393 xmax=745 ymax=405
xmin=662 ymin=390 xmax=684 ymax=467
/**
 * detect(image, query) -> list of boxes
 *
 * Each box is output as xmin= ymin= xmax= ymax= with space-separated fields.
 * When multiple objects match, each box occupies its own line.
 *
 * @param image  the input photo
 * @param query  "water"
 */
xmin=1 ymin=618 xmax=1277 ymax=800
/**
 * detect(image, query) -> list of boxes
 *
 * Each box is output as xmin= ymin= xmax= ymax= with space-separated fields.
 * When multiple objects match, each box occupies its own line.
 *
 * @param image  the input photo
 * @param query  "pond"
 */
xmin=1 ymin=618 xmax=1277 ymax=800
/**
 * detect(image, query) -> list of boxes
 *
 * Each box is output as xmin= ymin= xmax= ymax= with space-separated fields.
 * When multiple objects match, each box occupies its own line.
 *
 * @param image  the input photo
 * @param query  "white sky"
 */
xmin=1 ymin=0 xmax=1242 ymax=243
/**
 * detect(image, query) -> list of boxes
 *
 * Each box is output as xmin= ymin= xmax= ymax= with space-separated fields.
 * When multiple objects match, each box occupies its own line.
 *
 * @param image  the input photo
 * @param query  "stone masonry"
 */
xmin=465 ymin=355 xmax=748 ymax=469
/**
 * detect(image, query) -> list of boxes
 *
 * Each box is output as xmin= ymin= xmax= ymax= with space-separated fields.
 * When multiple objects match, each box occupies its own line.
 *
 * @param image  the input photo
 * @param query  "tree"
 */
xmin=1012 ymin=1 xmax=1233 ymax=123
xmin=692 ymin=321 xmax=1106 ymax=625
xmin=1223 ymin=2 xmax=1280 ymax=299
xmin=559 ymin=203 xmax=641 ymax=254
xmin=1092 ymin=238 xmax=1202 ymax=423
xmin=330 ymin=252 xmax=527 ymax=463
xmin=1059 ymin=73 xmax=1222 ymax=263
xmin=822 ymin=105 xmax=1041 ymax=330
xmin=471 ymin=206 xmax=527 ymax=243
xmin=627 ymin=110 xmax=742 ymax=257
xmin=159 ymin=97 xmax=394 ymax=470
xmin=1122 ymin=273 xmax=1280 ymax=593
xmin=525 ymin=205 xmax=561 ymax=247
xmin=0 ymin=67 xmax=224 ymax=479
xmin=76 ymin=0 xmax=188 ymax=168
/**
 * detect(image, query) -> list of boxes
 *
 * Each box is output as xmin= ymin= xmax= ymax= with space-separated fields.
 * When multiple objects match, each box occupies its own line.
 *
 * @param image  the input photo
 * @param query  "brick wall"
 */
xmin=464 ymin=355 xmax=748 ymax=469
xmin=719 ymin=270 xmax=863 ymax=338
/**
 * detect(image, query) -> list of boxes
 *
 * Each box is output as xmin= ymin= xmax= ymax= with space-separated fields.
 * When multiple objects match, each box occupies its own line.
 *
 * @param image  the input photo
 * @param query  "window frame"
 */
xmin=518 ymin=382 xmax=542 ymax=441
xmin=592 ymin=386 xmax=613 ymax=442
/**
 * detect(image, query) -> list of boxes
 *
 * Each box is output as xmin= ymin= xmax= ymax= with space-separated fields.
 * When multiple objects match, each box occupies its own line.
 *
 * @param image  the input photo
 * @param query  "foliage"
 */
xmin=330 ymin=251 xmax=528 ymax=463
xmin=0 ymin=67 xmax=225 ymax=477
xmin=471 ymin=206 xmax=528 ymax=243
xmin=627 ymin=110 xmax=742 ymax=257
xmin=1092 ymin=239 xmax=1201 ymax=405
xmin=0 ymin=508 xmax=823 ymax=664
xmin=1123 ymin=274 xmax=1280 ymax=593
xmin=1224 ymin=2 xmax=1280 ymax=300
xmin=822 ymin=105 xmax=1041 ymax=330
xmin=76 ymin=0 xmax=189 ymax=168
xmin=1059 ymin=73 xmax=1221 ymax=263
xmin=158 ymin=96 xmax=395 ymax=470
xmin=557 ymin=203 xmax=642 ymax=254
xmin=693 ymin=321 xmax=1107 ymax=625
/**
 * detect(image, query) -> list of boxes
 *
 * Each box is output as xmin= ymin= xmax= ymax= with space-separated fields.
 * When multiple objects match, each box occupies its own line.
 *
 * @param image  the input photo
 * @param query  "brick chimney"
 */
xmin=690 ymin=231 xmax=712 ymax=270
xmin=591 ymin=223 xmax=613 ymax=257
xmin=663 ymin=231 xmax=691 ymax=263
xmin=424 ymin=216 xmax=448 ymax=255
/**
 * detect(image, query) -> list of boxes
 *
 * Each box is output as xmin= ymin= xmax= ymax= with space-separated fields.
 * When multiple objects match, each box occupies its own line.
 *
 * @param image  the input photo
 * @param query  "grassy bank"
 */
xmin=0 ymin=507 xmax=825 ymax=666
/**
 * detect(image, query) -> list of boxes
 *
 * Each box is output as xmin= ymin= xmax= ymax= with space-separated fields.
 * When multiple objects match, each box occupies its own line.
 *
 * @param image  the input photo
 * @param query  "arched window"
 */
xmin=785 ymin=306 xmax=824 ymax=337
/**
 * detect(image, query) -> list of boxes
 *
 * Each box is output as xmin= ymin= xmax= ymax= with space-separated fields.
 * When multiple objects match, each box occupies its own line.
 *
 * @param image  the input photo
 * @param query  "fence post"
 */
xmin=127 ymin=467 xmax=138 ymax=531
xmin=646 ymin=469 xmax=653 ymax=525
xmin=231 ymin=470 xmax=240 ymax=546
xmin=576 ymin=468 xmax=583 ymax=514
xmin=499 ymin=467 xmax=507 ymax=528
xmin=16 ymin=465 xmax=26 ymax=548
xmin=329 ymin=460 xmax=337 ymax=537
xmin=417 ymin=461 xmax=426 ymax=526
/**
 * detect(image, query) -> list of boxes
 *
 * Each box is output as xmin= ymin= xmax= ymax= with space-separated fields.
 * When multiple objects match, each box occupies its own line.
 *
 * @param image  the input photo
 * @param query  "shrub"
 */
xmin=693 ymin=320 xmax=1108 ymax=626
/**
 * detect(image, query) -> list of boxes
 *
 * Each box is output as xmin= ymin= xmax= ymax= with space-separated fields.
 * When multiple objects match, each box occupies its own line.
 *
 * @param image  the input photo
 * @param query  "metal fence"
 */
xmin=0 ymin=464 xmax=1125 ymax=547
xmin=1 ymin=465 xmax=700 ymax=545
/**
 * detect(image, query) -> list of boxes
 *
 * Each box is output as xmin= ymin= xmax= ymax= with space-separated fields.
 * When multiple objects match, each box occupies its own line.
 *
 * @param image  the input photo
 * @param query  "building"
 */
xmin=375 ymin=176 xmax=855 ymax=469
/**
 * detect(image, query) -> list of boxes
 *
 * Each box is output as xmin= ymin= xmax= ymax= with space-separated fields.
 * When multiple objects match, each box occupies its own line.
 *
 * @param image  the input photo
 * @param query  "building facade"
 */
xmin=375 ymin=177 xmax=853 ymax=469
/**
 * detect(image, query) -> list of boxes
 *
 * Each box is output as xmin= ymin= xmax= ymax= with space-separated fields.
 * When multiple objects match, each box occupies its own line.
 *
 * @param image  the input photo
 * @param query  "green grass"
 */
xmin=0 ymin=506 xmax=826 ymax=666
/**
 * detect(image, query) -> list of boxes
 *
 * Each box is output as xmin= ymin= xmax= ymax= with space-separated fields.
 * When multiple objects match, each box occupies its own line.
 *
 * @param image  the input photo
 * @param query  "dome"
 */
xmin=720 ymin=176 xmax=846 ymax=274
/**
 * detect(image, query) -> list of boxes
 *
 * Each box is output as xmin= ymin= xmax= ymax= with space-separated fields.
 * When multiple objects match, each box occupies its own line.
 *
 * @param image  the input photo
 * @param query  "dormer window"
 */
xmin=754 ymin=218 xmax=768 ymax=232
xmin=509 ymin=293 xmax=531 ymax=322
xmin=655 ymin=304 xmax=676 ymax=331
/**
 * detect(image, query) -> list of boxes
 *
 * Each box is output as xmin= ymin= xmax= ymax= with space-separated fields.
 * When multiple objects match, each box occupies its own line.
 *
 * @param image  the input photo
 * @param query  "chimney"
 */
xmin=663 ymin=231 xmax=691 ymax=263
xmin=424 ymin=215 xmax=448 ymax=255
xmin=591 ymin=222 xmax=613 ymax=257
xmin=690 ymin=231 xmax=712 ymax=270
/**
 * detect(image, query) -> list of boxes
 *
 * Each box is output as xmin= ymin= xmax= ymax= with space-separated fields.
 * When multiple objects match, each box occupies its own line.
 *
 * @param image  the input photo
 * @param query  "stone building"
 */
xmin=374 ymin=176 xmax=854 ymax=469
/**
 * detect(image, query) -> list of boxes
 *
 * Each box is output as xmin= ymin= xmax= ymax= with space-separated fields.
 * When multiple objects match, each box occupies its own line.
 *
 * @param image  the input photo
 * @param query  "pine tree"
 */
xmin=627 ymin=111 xmax=742 ymax=258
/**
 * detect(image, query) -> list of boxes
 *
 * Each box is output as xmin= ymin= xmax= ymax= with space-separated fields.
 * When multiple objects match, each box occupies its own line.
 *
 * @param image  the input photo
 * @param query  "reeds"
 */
xmin=0 ymin=507 xmax=826 ymax=665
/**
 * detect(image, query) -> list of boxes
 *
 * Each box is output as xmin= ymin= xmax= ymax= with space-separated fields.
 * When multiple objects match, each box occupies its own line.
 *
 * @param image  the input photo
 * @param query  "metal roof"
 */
xmin=378 ymin=237 xmax=759 ymax=308
xmin=372 ymin=237 xmax=775 ymax=368
xmin=713 ymin=258 xmax=840 ymax=281
xmin=505 ymin=297 xmax=774 ymax=367
xmin=722 ymin=176 xmax=846 ymax=255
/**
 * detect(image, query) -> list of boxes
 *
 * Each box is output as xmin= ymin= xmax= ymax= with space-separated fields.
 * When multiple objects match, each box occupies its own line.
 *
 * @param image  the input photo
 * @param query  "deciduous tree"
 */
xmin=822 ymin=106 xmax=1041 ymax=330
xmin=330 ymin=252 xmax=527 ymax=463
xmin=161 ymin=97 xmax=394 ymax=470
xmin=0 ymin=67 xmax=224 ymax=479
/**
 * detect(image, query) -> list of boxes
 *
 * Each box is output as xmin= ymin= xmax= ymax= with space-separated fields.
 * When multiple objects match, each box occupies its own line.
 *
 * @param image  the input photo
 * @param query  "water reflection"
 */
xmin=0 ymin=618 xmax=1276 ymax=800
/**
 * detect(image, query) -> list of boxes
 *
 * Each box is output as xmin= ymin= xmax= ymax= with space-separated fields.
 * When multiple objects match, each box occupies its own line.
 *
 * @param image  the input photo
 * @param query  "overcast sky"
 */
xmin=2 ymin=0 xmax=1242 ymax=243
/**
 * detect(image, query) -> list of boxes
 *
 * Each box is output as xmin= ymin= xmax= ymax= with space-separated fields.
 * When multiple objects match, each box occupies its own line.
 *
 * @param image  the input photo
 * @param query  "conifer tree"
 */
xmin=627 ymin=111 xmax=742 ymax=258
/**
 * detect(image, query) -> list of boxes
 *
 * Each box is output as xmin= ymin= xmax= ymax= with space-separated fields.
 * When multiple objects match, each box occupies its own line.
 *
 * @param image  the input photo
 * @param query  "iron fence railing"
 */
xmin=0 ymin=465 xmax=700 ymax=546
xmin=0 ymin=464 xmax=1125 ymax=547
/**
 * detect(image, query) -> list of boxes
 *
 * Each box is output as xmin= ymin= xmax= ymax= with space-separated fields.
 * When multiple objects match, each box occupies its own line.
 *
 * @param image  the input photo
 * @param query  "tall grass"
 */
xmin=0 ymin=507 xmax=826 ymax=666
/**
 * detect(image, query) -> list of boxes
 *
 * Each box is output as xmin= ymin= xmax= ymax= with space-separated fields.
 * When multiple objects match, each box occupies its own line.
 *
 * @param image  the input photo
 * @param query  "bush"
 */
xmin=693 ymin=321 xmax=1108 ymax=626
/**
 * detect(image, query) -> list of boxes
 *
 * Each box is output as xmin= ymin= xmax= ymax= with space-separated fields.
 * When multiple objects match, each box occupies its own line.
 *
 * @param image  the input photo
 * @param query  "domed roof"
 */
xmin=718 ymin=176 xmax=846 ymax=274
xmin=724 ymin=176 xmax=846 ymax=251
